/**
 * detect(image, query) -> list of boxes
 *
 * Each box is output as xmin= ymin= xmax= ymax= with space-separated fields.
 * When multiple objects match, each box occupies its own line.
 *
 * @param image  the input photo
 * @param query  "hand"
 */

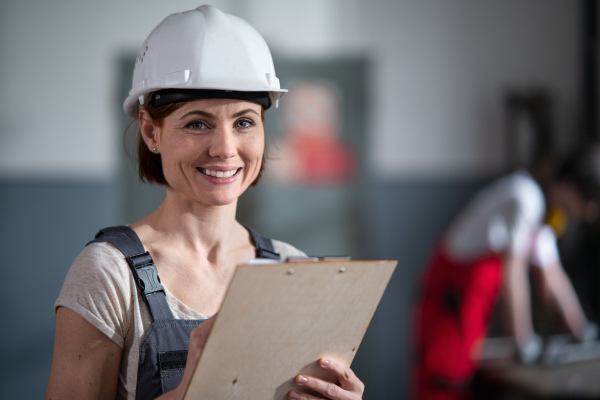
xmin=578 ymin=322 xmax=598 ymax=343
xmin=516 ymin=333 xmax=542 ymax=365
xmin=287 ymin=358 xmax=364 ymax=400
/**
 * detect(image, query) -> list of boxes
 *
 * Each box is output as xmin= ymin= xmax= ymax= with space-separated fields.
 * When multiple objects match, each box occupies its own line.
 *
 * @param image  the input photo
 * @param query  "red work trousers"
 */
xmin=412 ymin=247 xmax=502 ymax=400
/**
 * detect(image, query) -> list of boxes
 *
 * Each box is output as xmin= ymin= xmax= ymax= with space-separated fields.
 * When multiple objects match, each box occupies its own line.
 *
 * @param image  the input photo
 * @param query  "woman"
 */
xmin=46 ymin=6 xmax=364 ymax=400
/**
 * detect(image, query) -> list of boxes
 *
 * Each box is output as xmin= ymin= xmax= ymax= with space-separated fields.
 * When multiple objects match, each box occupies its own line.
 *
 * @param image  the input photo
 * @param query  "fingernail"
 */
xmin=321 ymin=358 xmax=331 ymax=367
xmin=297 ymin=375 xmax=308 ymax=385
xmin=289 ymin=390 xmax=300 ymax=399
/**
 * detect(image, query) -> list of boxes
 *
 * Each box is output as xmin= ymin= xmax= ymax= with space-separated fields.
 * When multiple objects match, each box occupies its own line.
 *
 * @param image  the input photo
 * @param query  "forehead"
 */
xmin=170 ymin=98 xmax=263 ymax=118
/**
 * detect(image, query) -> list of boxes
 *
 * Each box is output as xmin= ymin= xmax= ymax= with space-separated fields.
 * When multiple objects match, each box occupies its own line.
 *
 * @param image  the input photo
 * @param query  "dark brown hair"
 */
xmin=556 ymin=145 xmax=600 ymax=203
xmin=136 ymin=101 xmax=267 ymax=187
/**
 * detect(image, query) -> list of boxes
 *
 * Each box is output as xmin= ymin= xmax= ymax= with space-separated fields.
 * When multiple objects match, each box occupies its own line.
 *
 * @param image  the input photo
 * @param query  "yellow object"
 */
xmin=545 ymin=206 xmax=568 ymax=238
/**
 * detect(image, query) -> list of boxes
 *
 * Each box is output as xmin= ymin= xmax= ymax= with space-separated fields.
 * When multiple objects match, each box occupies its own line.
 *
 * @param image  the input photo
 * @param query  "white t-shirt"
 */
xmin=54 ymin=238 xmax=306 ymax=400
xmin=442 ymin=170 xmax=560 ymax=269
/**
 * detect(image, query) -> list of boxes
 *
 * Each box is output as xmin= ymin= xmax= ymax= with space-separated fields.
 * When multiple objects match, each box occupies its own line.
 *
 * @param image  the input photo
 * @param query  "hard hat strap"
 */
xmin=150 ymin=89 xmax=271 ymax=110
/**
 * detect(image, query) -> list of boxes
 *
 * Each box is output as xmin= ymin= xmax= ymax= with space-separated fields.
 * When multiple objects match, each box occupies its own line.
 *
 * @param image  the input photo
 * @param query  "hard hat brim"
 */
xmin=150 ymin=89 xmax=272 ymax=110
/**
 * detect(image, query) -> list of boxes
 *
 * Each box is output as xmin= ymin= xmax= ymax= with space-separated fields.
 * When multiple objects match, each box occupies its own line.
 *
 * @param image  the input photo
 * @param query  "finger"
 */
xmin=287 ymin=389 xmax=323 ymax=400
xmin=293 ymin=374 xmax=355 ymax=400
xmin=319 ymin=358 xmax=364 ymax=395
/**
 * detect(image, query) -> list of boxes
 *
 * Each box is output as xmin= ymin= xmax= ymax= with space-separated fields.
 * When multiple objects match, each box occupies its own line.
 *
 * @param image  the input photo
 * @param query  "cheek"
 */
xmin=160 ymin=138 xmax=198 ymax=176
xmin=244 ymin=137 xmax=265 ymax=181
xmin=245 ymin=134 xmax=265 ymax=161
xmin=164 ymin=133 xmax=200 ymax=159
xmin=255 ymin=139 xmax=265 ymax=160
xmin=255 ymin=142 xmax=266 ymax=170
xmin=570 ymin=198 xmax=589 ymax=220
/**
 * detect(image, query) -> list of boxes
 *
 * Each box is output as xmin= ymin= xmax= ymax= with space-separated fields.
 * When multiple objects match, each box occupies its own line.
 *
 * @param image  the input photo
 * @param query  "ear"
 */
xmin=139 ymin=109 xmax=160 ymax=153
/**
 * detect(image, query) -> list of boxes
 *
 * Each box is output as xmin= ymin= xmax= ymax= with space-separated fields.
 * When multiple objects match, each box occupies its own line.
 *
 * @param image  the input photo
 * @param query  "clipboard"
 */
xmin=184 ymin=259 xmax=397 ymax=399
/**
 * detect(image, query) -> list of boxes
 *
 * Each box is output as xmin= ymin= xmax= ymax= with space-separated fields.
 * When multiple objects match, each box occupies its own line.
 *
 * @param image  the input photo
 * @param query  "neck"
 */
xmin=132 ymin=188 xmax=244 ymax=256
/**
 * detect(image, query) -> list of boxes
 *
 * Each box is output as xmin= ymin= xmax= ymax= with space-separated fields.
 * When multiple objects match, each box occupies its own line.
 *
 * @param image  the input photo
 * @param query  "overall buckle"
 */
xmin=126 ymin=252 xmax=165 ymax=302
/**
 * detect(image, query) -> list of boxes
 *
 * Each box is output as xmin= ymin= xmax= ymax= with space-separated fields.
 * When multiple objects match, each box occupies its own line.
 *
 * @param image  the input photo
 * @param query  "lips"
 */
xmin=199 ymin=168 xmax=239 ymax=178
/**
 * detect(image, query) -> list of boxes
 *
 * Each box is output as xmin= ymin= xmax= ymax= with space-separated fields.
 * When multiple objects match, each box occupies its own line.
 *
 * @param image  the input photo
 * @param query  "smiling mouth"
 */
xmin=199 ymin=168 xmax=239 ymax=178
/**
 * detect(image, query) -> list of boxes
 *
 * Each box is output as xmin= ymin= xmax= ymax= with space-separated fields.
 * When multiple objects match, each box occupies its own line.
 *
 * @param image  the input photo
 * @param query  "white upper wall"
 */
xmin=364 ymin=1 xmax=581 ymax=179
xmin=0 ymin=0 xmax=581 ymax=180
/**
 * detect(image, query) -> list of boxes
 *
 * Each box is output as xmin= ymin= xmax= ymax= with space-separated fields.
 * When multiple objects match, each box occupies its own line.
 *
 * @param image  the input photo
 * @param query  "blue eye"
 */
xmin=236 ymin=120 xmax=254 ymax=129
xmin=186 ymin=120 xmax=207 ymax=130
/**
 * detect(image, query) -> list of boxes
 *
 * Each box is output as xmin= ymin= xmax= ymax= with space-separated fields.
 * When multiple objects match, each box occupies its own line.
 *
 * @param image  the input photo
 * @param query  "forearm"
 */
xmin=502 ymin=254 xmax=534 ymax=345
xmin=542 ymin=265 xmax=587 ymax=338
xmin=156 ymin=388 xmax=184 ymax=400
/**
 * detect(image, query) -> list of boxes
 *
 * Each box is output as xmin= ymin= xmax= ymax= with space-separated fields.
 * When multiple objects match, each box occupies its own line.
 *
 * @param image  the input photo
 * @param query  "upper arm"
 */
xmin=46 ymin=307 xmax=122 ymax=400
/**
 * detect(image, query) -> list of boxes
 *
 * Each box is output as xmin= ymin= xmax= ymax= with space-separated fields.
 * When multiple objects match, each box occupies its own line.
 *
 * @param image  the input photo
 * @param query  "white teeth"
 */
xmin=202 ymin=169 xmax=238 ymax=178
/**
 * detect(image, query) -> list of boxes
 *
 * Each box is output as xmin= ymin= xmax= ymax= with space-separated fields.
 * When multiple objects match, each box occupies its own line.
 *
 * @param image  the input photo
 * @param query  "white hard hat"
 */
xmin=123 ymin=5 xmax=287 ymax=118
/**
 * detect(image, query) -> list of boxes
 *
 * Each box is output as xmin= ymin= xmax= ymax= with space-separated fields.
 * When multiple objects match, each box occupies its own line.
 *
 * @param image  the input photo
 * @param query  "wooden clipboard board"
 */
xmin=184 ymin=259 xmax=397 ymax=399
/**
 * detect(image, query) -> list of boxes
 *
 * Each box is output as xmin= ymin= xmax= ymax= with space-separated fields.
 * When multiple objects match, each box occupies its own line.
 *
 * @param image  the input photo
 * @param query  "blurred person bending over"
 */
xmin=413 ymin=147 xmax=600 ymax=400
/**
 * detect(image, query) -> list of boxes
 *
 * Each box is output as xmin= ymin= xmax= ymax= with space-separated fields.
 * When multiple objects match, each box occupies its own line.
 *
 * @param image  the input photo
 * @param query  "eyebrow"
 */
xmin=179 ymin=108 xmax=260 ymax=120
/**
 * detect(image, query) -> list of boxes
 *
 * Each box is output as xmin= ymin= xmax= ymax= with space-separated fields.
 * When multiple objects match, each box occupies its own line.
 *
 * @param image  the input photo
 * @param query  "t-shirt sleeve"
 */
xmin=504 ymin=181 xmax=545 ymax=257
xmin=54 ymin=242 xmax=135 ymax=349
xmin=530 ymin=224 xmax=560 ymax=269
xmin=272 ymin=239 xmax=307 ymax=259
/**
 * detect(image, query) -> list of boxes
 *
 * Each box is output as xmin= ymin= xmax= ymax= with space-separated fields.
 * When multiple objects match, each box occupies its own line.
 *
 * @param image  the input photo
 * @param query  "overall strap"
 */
xmin=88 ymin=226 xmax=174 ymax=322
xmin=245 ymin=226 xmax=280 ymax=260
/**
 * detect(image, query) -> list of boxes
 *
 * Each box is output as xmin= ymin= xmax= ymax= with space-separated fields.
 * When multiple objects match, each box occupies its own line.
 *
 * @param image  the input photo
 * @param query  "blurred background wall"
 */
xmin=0 ymin=1 xmax=595 ymax=398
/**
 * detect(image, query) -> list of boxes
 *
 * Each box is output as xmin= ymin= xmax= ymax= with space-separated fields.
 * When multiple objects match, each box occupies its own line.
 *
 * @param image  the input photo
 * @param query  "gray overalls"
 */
xmin=88 ymin=225 xmax=280 ymax=400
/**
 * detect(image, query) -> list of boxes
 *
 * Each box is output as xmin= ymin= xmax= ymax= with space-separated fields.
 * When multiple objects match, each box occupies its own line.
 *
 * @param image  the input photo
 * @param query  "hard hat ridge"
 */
xmin=123 ymin=5 xmax=287 ymax=118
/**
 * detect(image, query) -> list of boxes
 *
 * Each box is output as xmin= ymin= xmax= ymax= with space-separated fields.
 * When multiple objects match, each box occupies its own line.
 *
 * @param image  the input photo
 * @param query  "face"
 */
xmin=140 ymin=98 xmax=264 ymax=207
xmin=555 ymin=181 xmax=599 ymax=223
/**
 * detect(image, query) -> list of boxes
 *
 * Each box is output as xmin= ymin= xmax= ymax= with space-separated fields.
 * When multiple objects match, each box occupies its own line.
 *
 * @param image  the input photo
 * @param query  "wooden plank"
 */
xmin=479 ymin=357 xmax=600 ymax=397
xmin=477 ymin=335 xmax=600 ymax=365
xmin=184 ymin=260 xmax=397 ymax=400
xmin=477 ymin=336 xmax=600 ymax=397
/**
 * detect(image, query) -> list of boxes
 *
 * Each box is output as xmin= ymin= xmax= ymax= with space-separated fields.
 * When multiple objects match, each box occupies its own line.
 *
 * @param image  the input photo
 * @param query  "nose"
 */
xmin=208 ymin=125 xmax=237 ymax=159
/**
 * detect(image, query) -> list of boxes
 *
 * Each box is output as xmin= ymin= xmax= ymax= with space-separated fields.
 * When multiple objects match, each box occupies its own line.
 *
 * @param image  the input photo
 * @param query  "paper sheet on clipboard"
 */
xmin=184 ymin=259 xmax=397 ymax=400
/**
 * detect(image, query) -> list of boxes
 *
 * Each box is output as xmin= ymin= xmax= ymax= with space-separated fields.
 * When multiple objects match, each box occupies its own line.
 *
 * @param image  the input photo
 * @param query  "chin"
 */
xmin=202 ymin=192 xmax=242 ymax=207
xmin=211 ymin=199 xmax=238 ymax=207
